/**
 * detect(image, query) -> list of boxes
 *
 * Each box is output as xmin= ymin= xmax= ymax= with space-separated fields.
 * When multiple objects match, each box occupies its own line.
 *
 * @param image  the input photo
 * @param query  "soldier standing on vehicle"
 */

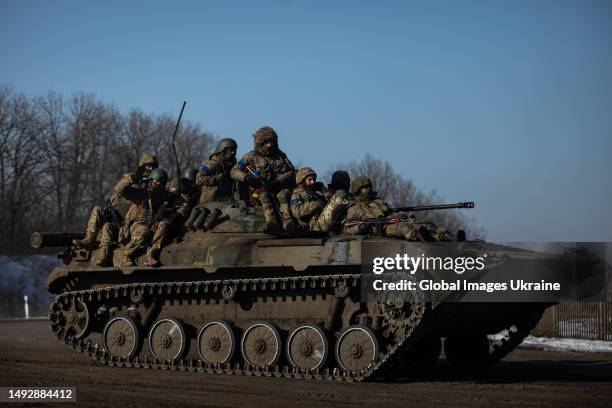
xmin=116 ymin=168 xmax=176 ymax=267
xmin=231 ymin=126 xmax=296 ymax=232
xmin=290 ymin=167 xmax=350 ymax=232
xmin=197 ymin=138 xmax=238 ymax=202
xmin=72 ymin=154 xmax=159 ymax=266
xmin=344 ymin=176 xmax=449 ymax=241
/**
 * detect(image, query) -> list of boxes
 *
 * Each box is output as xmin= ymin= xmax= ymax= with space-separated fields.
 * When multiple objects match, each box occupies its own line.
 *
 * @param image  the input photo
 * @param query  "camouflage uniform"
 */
xmin=290 ymin=167 xmax=349 ymax=232
xmin=231 ymin=126 xmax=296 ymax=231
xmin=344 ymin=176 xmax=448 ymax=241
xmin=74 ymin=154 xmax=159 ymax=267
xmin=197 ymin=139 xmax=237 ymax=202
xmin=116 ymin=169 xmax=176 ymax=267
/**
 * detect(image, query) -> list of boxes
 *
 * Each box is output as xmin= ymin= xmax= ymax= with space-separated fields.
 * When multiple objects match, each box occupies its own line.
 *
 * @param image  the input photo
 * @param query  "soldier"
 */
xmin=116 ymin=168 xmax=175 ymax=267
xmin=73 ymin=154 xmax=159 ymax=267
xmin=168 ymin=168 xmax=199 ymax=223
xmin=196 ymin=138 xmax=238 ymax=202
xmin=231 ymin=126 xmax=296 ymax=231
xmin=327 ymin=170 xmax=351 ymax=196
xmin=290 ymin=167 xmax=350 ymax=232
xmin=344 ymin=176 xmax=449 ymax=241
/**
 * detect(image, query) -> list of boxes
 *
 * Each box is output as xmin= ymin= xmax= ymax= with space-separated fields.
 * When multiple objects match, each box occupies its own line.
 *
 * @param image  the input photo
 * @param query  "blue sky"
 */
xmin=1 ymin=0 xmax=611 ymax=241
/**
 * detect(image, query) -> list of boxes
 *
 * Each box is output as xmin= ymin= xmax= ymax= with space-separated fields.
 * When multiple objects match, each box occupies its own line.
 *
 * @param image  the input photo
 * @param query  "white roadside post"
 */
xmin=24 ymin=295 xmax=29 ymax=319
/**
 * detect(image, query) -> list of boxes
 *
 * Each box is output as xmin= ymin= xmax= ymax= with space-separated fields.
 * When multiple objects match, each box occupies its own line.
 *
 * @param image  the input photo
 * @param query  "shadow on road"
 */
xmin=389 ymin=358 xmax=612 ymax=384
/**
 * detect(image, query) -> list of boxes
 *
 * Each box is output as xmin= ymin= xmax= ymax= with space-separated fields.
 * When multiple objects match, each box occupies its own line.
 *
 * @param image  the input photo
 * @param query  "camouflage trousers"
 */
xmin=258 ymin=188 xmax=290 ymax=208
xmin=309 ymin=191 xmax=350 ymax=233
xmin=384 ymin=217 xmax=451 ymax=242
xmin=258 ymin=188 xmax=293 ymax=222
xmin=86 ymin=206 xmax=118 ymax=246
xmin=123 ymin=221 xmax=170 ymax=257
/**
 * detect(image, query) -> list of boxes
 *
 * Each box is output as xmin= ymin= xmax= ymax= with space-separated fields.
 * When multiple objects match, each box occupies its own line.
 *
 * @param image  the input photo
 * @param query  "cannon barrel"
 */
xmin=392 ymin=202 xmax=475 ymax=212
xmin=30 ymin=231 xmax=84 ymax=249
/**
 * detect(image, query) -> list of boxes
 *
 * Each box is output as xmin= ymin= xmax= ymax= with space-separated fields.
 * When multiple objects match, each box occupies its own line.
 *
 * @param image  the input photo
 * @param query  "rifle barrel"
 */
xmin=392 ymin=202 xmax=475 ymax=212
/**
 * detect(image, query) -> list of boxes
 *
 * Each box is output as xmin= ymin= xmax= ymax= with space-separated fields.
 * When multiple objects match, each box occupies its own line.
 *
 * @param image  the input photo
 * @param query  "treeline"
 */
xmin=1 ymin=86 xmax=482 ymax=254
xmin=0 ymin=86 xmax=216 ymax=252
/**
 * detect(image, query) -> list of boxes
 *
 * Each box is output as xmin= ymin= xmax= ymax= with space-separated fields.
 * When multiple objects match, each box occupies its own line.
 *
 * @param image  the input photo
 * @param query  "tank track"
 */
xmin=49 ymin=273 xmax=431 ymax=382
xmin=485 ymin=307 xmax=546 ymax=361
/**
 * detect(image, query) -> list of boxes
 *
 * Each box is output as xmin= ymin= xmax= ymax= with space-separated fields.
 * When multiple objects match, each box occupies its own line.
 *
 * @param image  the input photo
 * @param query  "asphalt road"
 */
xmin=1 ymin=320 xmax=611 ymax=408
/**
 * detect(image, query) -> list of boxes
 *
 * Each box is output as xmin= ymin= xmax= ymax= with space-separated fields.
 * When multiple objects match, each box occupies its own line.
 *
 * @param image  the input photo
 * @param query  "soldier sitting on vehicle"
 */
xmin=231 ymin=126 xmax=296 ymax=232
xmin=116 ymin=168 xmax=179 ymax=267
xmin=73 ymin=153 xmax=159 ymax=267
xmin=344 ymin=176 xmax=450 ymax=241
xmin=290 ymin=167 xmax=350 ymax=233
xmin=327 ymin=170 xmax=351 ymax=196
xmin=196 ymin=138 xmax=238 ymax=202
xmin=168 ymin=168 xmax=199 ymax=224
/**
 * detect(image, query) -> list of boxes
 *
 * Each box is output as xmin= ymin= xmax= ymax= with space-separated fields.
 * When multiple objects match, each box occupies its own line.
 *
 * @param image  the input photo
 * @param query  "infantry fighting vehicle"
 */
xmin=32 ymin=201 xmax=602 ymax=381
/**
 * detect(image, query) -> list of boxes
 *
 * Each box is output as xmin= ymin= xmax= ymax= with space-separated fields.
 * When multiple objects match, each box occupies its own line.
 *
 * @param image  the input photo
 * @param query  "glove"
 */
xmin=127 ymin=173 xmax=141 ymax=185
xmin=358 ymin=223 xmax=372 ymax=234
xmin=263 ymin=179 xmax=278 ymax=191
xmin=245 ymin=175 xmax=261 ymax=188
xmin=313 ymin=182 xmax=325 ymax=191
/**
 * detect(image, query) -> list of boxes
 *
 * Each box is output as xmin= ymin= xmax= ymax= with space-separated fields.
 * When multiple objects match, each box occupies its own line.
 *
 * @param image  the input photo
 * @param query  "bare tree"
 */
xmin=111 ymin=110 xmax=215 ymax=181
xmin=0 ymin=87 xmax=50 ymax=251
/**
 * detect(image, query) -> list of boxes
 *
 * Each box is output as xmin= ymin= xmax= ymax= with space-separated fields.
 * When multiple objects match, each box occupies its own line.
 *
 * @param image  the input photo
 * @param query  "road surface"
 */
xmin=0 ymin=320 xmax=611 ymax=407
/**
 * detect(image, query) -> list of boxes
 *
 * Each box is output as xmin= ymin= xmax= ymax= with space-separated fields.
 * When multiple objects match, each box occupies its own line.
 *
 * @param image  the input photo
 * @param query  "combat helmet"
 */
xmin=215 ymin=138 xmax=238 ymax=154
xmin=183 ymin=168 xmax=198 ymax=183
xmin=253 ymin=126 xmax=278 ymax=144
xmin=148 ymin=168 xmax=168 ymax=187
xmin=351 ymin=176 xmax=372 ymax=194
xmin=138 ymin=153 xmax=159 ymax=169
xmin=296 ymin=167 xmax=317 ymax=185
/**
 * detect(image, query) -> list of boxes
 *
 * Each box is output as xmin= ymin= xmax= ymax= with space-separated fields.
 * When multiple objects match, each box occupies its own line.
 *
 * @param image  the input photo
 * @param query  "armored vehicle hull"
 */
xmin=38 ymin=204 xmax=601 ymax=381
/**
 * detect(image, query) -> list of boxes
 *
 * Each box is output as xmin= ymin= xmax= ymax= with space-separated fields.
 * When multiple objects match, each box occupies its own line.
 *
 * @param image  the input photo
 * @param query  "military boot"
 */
xmin=279 ymin=203 xmax=296 ymax=232
xmin=92 ymin=245 xmax=113 ymax=267
xmin=72 ymin=231 xmax=97 ymax=249
xmin=262 ymin=207 xmax=281 ymax=233
xmin=432 ymin=227 xmax=452 ymax=242
xmin=146 ymin=248 xmax=161 ymax=267
xmin=415 ymin=226 xmax=436 ymax=242
xmin=120 ymin=252 xmax=135 ymax=267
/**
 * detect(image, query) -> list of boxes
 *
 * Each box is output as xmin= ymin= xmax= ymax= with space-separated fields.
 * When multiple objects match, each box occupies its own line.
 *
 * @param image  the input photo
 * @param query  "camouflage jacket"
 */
xmin=196 ymin=153 xmax=235 ymax=202
xmin=231 ymin=150 xmax=295 ymax=192
xmin=107 ymin=172 xmax=138 ymax=207
xmin=97 ymin=173 xmax=134 ymax=220
xmin=168 ymin=178 xmax=198 ymax=219
xmin=114 ymin=175 xmax=174 ymax=228
xmin=290 ymin=185 xmax=328 ymax=228
xmin=343 ymin=197 xmax=390 ymax=234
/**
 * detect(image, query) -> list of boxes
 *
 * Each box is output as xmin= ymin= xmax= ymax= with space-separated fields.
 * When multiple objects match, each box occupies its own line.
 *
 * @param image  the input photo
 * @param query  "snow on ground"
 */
xmin=520 ymin=336 xmax=612 ymax=352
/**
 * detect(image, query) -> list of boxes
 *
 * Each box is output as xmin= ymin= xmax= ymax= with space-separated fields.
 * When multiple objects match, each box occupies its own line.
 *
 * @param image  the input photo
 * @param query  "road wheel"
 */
xmin=103 ymin=316 xmax=140 ymax=359
xmin=148 ymin=317 xmax=187 ymax=361
xmin=241 ymin=321 xmax=281 ymax=368
xmin=286 ymin=324 xmax=328 ymax=370
xmin=335 ymin=325 xmax=379 ymax=372
xmin=197 ymin=320 xmax=235 ymax=364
